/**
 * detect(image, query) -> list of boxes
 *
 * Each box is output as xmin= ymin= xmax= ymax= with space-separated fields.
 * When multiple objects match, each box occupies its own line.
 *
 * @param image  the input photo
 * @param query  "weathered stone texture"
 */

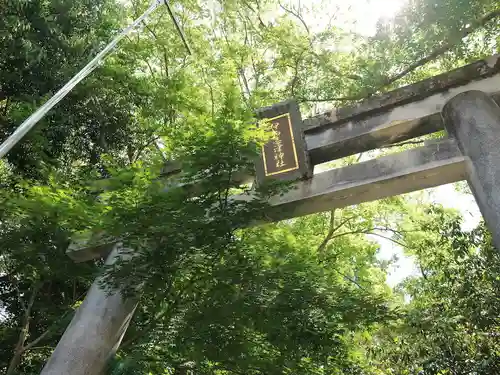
xmin=443 ymin=90 xmax=500 ymax=250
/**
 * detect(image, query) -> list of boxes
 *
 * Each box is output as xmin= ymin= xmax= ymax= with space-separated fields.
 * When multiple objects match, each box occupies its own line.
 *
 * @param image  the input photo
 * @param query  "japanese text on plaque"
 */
xmin=261 ymin=113 xmax=299 ymax=177
xmin=271 ymin=122 xmax=286 ymax=168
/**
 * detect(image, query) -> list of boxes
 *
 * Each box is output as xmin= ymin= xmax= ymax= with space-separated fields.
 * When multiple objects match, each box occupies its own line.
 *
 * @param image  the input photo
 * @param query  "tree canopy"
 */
xmin=0 ymin=0 xmax=499 ymax=374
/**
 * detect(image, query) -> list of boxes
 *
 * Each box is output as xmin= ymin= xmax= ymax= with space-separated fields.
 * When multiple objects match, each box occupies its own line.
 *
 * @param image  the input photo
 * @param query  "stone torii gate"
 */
xmin=41 ymin=54 xmax=500 ymax=374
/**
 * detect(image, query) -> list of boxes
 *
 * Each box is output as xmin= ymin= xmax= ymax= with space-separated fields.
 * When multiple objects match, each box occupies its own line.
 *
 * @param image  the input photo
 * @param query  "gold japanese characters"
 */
xmin=261 ymin=113 xmax=299 ymax=177
xmin=255 ymin=100 xmax=312 ymax=185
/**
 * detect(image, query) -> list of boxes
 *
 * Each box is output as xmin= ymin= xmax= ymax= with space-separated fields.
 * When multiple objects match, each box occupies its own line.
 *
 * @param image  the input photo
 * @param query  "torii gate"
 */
xmin=40 ymin=54 xmax=500 ymax=374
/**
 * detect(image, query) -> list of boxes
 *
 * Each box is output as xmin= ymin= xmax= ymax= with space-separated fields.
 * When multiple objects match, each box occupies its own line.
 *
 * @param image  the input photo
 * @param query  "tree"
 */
xmin=0 ymin=167 xmax=102 ymax=374
xmin=0 ymin=0 xmax=154 ymax=179
xmin=0 ymin=0 xmax=153 ymax=372
xmin=368 ymin=205 xmax=500 ymax=375
xmin=1 ymin=0 xmax=499 ymax=374
xmin=106 ymin=202 xmax=399 ymax=374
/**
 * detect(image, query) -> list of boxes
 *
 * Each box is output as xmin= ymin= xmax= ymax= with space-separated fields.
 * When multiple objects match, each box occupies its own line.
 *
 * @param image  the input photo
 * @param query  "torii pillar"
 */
xmin=443 ymin=90 xmax=500 ymax=249
xmin=40 ymin=244 xmax=138 ymax=375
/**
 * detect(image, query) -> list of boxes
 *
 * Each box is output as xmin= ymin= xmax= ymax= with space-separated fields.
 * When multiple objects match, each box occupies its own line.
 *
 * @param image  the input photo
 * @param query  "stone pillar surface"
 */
xmin=442 ymin=90 xmax=500 ymax=249
xmin=40 ymin=245 xmax=138 ymax=375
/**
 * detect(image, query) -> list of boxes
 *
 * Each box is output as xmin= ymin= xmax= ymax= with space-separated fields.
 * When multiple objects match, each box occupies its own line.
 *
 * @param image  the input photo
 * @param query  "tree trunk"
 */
xmin=5 ymin=347 xmax=24 ymax=375
xmin=6 ymin=346 xmax=24 ymax=375
xmin=6 ymin=284 xmax=38 ymax=375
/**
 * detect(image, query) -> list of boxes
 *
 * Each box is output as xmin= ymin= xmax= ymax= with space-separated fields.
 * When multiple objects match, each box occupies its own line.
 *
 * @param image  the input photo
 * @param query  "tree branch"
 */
xmin=326 ymin=226 xmax=410 ymax=249
xmin=331 ymin=215 xmax=357 ymax=233
xmin=240 ymin=0 xmax=267 ymax=29
xmin=23 ymin=290 xmax=87 ymax=353
xmin=420 ymin=265 xmax=428 ymax=280
xmin=239 ymin=68 xmax=251 ymax=98
xmin=289 ymin=52 xmax=305 ymax=97
xmin=278 ymin=1 xmax=361 ymax=85
xmin=132 ymin=135 xmax=161 ymax=163
xmin=299 ymin=10 xmax=500 ymax=105
xmin=202 ymin=68 xmax=215 ymax=117
xmin=2 ymin=97 xmax=10 ymax=116
xmin=297 ymin=94 xmax=365 ymax=103
xmin=317 ymin=210 xmax=336 ymax=254
xmin=380 ymin=140 xmax=425 ymax=149
xmin=316 ymin=211 xmax=370 ymax=290
xmin=144 ymin=59 xmax=158 ymax=82
xmin=142 ymin=21 xmax=170 ymax=79
xmin=278 ymin=1 xmax=310 ymax=34
xmin=23 ymin=327 xmax=53 ymax=352
xmin=368 ymin=232 xmax=409 ymax=249
xmin=333 ymin=268 xmax=367 ymax=291
xmin=6 ymin=283 xmax=40 ymax=375
xmin=377 ymin=9 xmax=500 ymax=91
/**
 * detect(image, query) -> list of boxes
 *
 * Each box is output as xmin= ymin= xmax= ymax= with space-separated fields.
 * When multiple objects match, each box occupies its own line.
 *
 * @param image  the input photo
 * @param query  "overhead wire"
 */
xmin=164 ymin=0 xmax=192 ymax=55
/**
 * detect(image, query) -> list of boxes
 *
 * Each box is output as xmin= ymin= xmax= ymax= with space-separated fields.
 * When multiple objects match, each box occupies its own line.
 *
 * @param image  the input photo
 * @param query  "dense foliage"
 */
xmin=369 ymin=207 xmax=500 ymax=375
xmin=0 ymin=0 xmax=499 ymax=374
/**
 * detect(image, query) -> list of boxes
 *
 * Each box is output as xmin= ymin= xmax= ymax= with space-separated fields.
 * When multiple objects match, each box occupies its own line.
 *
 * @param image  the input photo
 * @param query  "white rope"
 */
xmin=0 ymin=0 xmax=163 ymax=158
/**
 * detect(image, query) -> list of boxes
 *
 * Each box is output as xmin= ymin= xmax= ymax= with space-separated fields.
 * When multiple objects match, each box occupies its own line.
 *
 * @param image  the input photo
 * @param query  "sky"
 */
xmin=285 ymin=0 xmax=407 ymax=36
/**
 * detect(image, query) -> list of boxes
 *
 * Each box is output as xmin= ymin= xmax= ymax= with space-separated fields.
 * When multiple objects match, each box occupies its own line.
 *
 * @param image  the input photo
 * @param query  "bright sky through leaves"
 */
xmin=285 ymin=0 xmax=406 ymax=36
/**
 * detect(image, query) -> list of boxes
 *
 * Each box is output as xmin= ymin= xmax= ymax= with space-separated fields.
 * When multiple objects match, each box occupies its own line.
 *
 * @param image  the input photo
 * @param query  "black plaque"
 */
xmin=262 ymin=113 xmax=299 ymax=176
xmin=255 ymin=100 xmax=312 ymax=185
